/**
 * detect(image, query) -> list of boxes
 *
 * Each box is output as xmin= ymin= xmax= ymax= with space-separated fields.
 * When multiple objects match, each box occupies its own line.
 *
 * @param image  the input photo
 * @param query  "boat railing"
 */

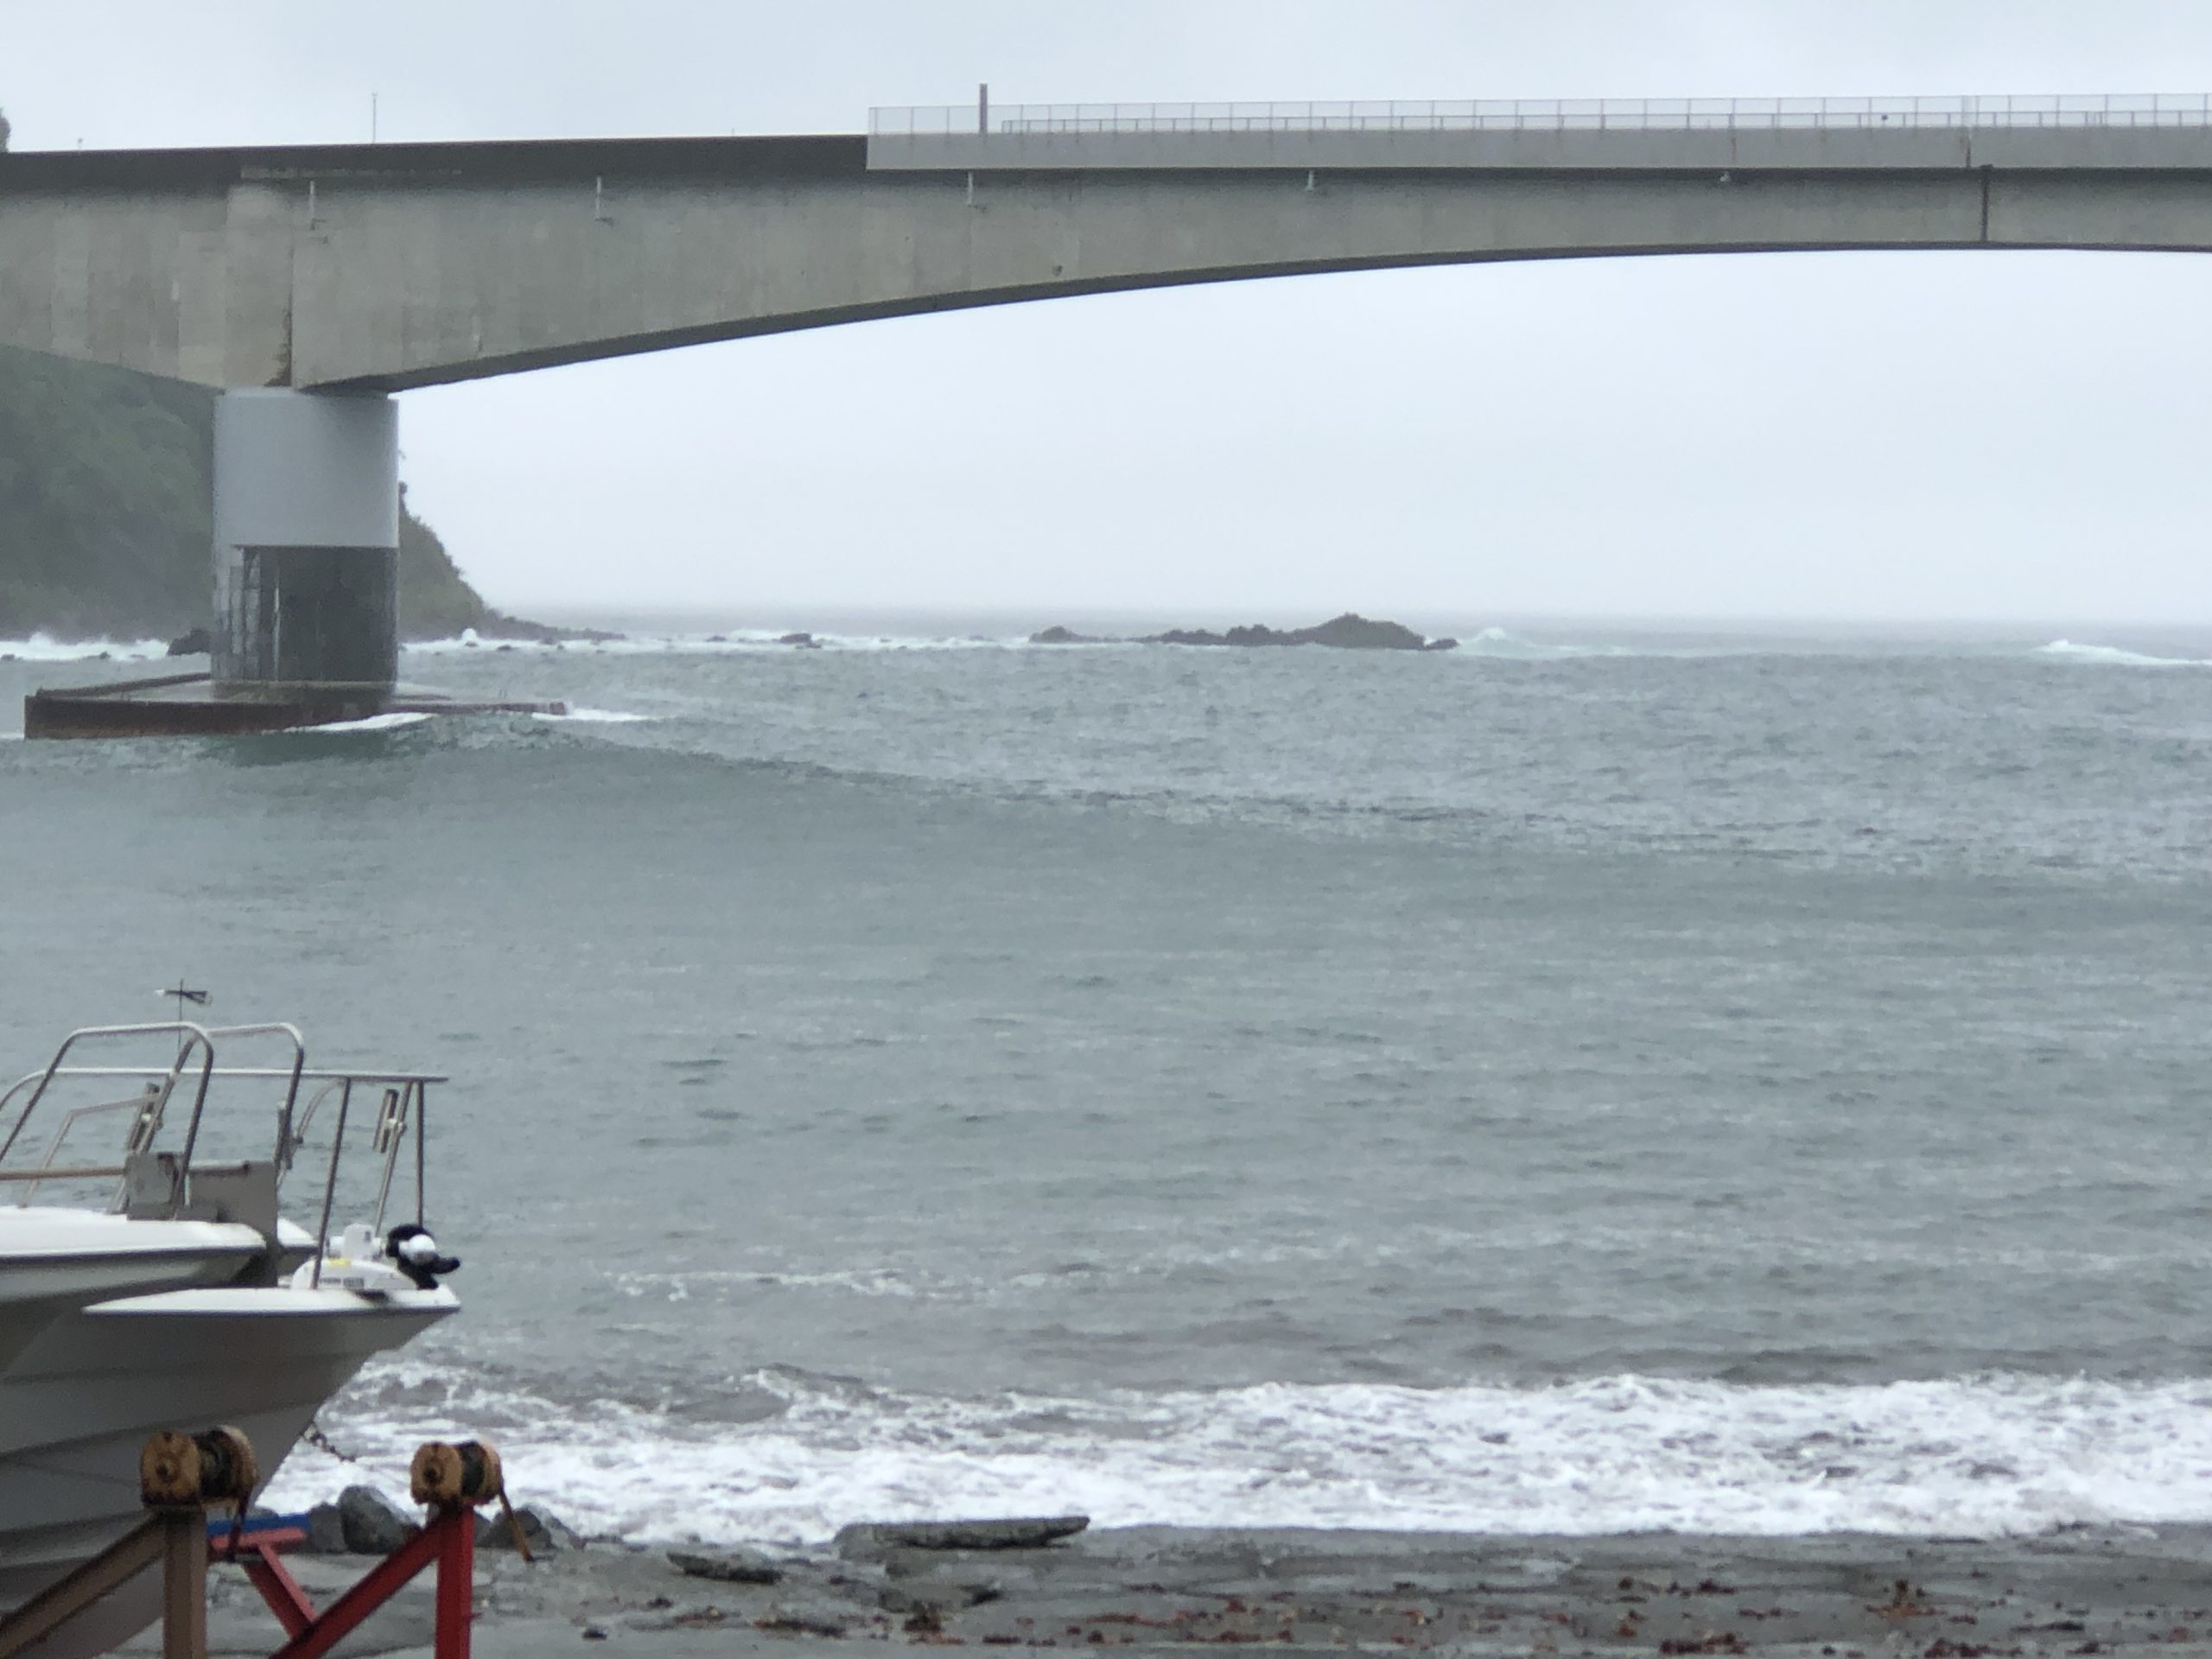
xmin=294 ymin=1074 xmax=435 ymax=1287
xmin=0 ymin=1024 xmax=443 ymax=1248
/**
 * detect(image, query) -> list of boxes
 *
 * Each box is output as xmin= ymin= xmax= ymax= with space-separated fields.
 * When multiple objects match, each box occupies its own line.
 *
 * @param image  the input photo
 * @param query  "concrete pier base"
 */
xmin=22 ymin=675 xmax=566 ymax=739
xmin=212 ymin=389 xmax=401 ymax=703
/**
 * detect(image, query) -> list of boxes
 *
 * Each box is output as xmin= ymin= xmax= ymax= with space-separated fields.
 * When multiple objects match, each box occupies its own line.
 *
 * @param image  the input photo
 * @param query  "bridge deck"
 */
xmin=8 ymin=102 xmax=2212 ymax=391
xmin=0 ymin=134 xmax=867 ymax=189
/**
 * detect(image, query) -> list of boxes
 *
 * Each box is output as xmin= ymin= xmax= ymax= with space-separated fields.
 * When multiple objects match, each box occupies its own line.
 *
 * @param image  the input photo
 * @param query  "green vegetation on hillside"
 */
xmin=0 ymin=344 xmax=531 ymax=643
xmin=0 ymin=347 xmax=211 ymax=639
xmin=396 ymin=486 xmax=508 ymax=640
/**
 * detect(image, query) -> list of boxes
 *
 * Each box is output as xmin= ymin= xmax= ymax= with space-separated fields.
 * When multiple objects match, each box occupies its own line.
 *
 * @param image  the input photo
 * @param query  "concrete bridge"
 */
xmin=8 ymin=92 xmax=2212 ymax=717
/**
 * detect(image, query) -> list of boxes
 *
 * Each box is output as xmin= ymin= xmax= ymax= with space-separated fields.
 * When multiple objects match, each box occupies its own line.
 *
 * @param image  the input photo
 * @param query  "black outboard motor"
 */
xmin=386 ymin=1223 xmax=461 ymax=1290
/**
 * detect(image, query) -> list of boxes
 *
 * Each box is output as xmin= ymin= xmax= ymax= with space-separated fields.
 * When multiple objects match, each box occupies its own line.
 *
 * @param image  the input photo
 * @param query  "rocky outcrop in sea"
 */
xmin=1030 ymin=613 xmax=1458 ymax=651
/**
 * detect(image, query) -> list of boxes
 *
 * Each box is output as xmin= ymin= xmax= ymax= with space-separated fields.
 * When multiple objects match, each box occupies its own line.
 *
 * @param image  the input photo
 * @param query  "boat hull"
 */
xmin=0 ymin=1283 xmax=454 ymax=1658
xmin=0 ymin=1211 xmax=270 ymax=1378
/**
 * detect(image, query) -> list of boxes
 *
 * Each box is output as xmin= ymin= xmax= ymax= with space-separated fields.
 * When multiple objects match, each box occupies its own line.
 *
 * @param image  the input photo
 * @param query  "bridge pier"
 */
xmin=210 ymin=389 xmax=400 ymax=711
xmin=25 ymin=385 xmax=564 ymax=736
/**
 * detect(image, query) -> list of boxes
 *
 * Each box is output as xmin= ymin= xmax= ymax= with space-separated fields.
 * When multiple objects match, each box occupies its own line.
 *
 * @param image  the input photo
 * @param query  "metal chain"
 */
xmin=302 ymin=1420 xmax=361 ymax=1464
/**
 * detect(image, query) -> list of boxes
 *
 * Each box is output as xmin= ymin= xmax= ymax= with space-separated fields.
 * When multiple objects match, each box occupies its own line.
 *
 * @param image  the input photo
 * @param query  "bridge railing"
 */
xmin=871 ymin=93 xmax=2212 ymax=137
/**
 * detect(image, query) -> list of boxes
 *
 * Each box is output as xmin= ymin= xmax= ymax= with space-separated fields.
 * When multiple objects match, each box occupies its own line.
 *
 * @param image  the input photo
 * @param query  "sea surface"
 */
xmin=2 ymin=618 xmax=2209 ymax=1543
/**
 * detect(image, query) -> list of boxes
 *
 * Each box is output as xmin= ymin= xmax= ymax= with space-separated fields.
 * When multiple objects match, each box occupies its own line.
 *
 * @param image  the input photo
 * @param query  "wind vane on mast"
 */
xmin=158 ymin=982 xmax=211 ymax=1027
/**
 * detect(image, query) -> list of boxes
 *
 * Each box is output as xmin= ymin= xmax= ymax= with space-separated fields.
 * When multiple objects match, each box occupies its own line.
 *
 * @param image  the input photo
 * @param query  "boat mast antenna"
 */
xmin=159 ymin=982 xmax=210 ymax=1058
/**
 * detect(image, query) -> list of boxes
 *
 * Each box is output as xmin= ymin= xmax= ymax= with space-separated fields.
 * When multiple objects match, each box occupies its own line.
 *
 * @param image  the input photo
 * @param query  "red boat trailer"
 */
xmin=0 ymin=1429 xmax=519 ymax=1659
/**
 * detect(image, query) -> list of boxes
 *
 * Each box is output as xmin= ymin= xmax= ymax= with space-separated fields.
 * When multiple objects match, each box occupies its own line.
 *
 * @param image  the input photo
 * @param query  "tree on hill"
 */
xmin=0 ymin=344 xmax=541 ymax=641
xmin=1 ymin=108 xmax=12 ymax=150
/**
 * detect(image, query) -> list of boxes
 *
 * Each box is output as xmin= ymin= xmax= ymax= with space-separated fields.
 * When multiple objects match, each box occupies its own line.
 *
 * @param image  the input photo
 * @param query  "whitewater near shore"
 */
xmin=260 ymin=1366 xmax=2212 ymax=1550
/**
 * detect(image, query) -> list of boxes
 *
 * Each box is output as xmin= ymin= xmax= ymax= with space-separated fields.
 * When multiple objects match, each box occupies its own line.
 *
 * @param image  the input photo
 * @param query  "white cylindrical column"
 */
xmin=211 ymin=389 xmax=400 ymax=697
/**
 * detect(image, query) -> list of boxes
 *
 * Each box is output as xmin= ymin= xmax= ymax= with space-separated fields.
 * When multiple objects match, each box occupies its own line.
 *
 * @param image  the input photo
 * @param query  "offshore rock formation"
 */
xmin=1031 ymin=613 xmax=1458 ymax=652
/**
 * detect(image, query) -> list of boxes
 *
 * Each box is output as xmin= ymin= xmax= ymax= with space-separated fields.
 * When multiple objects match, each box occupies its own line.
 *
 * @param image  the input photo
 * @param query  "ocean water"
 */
xmin=2 ymin=620 xmax=2209 ymax=1543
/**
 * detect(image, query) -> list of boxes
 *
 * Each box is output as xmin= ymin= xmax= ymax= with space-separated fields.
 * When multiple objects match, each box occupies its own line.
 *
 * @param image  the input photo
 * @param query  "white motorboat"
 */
xmin=0 ymin=1208 xmax=271 ymax=1374
xmin=0 ymin=1021 xmax=463 ymax=1658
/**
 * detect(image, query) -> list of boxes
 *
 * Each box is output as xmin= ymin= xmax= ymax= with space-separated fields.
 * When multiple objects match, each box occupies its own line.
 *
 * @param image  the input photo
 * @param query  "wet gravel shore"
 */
xmin=118 ymin=1522 xmax=2212 ymax=1658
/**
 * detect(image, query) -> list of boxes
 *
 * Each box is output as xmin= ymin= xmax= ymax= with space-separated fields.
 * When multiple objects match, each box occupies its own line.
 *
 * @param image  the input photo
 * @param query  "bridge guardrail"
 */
xmin=870 ymin=93 xmax=2212 ymax=138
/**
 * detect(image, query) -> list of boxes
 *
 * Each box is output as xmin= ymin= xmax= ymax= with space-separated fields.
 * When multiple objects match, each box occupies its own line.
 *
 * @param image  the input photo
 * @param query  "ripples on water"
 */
xmin=1 ymin=624 xmax=2208 ymax=1539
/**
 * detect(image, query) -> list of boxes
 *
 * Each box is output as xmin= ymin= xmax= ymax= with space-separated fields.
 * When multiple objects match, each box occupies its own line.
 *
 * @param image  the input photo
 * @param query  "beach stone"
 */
xmin=837 ymin=1515 xmax=1089 ymax=1556
xmin=667 ymin=1546 xmax=782 ymax=1584
xmin=881 ymin=1580 xmax=1002 ymax=1613
xmin=336 ymin=1484 xmax=419 ymax=1554
xmin=752 ymin=1604 xmax=850 ymax=1637
xmin=476 ymin=1503 xmax=576 ymax=1553
xmin=302 ymin=1502 xmax=347 ymax=1554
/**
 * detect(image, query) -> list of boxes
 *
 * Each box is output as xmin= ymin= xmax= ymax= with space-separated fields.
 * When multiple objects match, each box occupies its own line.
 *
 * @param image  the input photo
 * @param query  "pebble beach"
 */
xmin=121 ymin=1520 xmax=2212 ymax=1659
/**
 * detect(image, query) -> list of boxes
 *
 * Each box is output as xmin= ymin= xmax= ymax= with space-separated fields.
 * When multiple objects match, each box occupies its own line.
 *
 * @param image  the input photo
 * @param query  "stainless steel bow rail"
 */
xmin=871 ymin=92 xmax=2212 ymax=137
xmin=0 ymin=1022 xmax=442 ymax=1244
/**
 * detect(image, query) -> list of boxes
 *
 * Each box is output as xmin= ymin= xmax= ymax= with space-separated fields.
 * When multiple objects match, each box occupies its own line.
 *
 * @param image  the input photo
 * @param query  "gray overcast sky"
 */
xmin=9 ymin=1 xmax=2212 ymax=626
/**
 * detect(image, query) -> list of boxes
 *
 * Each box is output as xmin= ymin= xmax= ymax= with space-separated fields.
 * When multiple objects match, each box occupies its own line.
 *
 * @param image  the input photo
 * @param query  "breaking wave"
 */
xmin=2035 ymin=639 xmax=2209 ymax=669
xmin=530 ymin=707 xmax=657 ymax=724
xmin=0 ymin=633 xmax=168 ymax=663
xmin=1454 ymin=626 xmax=1632 ymax=660
xmin=270 ymin=1369 xmax=2212 ymax=1547
xmin=301 ymin=712 xmax=434 ymax=734
xmin=403 ymin=628 xmax=1035 ymax=657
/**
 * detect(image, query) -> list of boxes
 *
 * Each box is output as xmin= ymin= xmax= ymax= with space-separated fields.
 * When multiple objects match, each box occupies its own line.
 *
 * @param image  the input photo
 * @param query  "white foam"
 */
xmin=405 ymin=630 xmax=501 ymax=655
xmin=388 ymin=626 xmax=1721 ymax=660
xmin=404 ymin=628 xmax=581 ymax=656
xmin=2036 ymin=639 xmax=2208 ymax=668
xmin=531 ymin=707 xmax=656 ymax=724
xmin=0 ymin=633 xmax=168 ymax=663
xmin=613 ymin=1266 xmax=923 ymax=1300
xmin=404 ymin=631 xmax=1029 ymax=657
xmin=1454 ymin=626 xmax=1630 ymax=660
xmin=301 ymin=712 xmax=432 ymax=734
xmin=264 ymin=1370 xmax=2212 ymax=1546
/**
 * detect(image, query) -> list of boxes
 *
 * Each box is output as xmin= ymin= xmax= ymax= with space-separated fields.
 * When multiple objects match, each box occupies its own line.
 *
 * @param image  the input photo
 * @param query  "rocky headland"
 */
xmin=1031 ymin=613 xmax=1458 ymax=652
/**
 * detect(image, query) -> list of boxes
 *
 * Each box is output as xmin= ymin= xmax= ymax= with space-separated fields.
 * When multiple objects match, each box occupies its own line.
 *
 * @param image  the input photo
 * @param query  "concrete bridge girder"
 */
xmin=7 ymin=137 xmax=2212 ymax=393
xmin=224 ymin=170 xmax=2212 ymax=388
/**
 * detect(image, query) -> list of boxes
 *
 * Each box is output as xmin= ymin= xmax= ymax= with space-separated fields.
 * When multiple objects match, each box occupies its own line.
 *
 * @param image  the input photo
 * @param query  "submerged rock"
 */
xmin=166 ymin=626 xmax=212 ymax=657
